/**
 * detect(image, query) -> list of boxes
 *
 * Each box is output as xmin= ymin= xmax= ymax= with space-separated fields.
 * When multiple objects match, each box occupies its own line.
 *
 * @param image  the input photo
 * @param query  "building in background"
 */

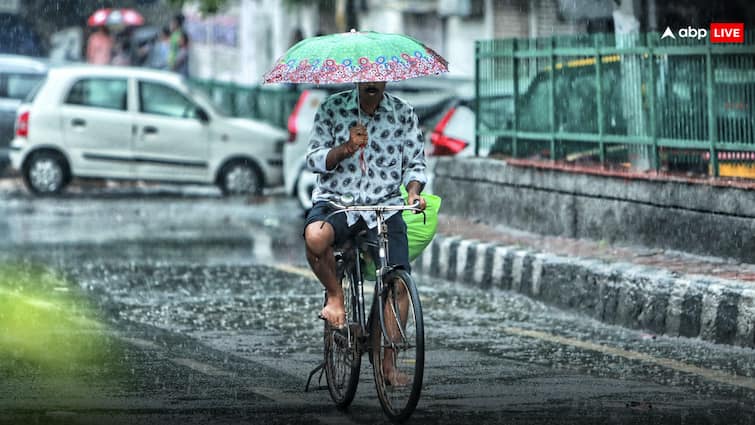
xmin=337 ymin=0 xmax=610 ymax=78
xmin=184 ymin=0 xmax=320 ymax=84
xmin=183 ymin=0 xmax=753 ymax=84
xmin=184 ymin=0 xmax=617 ymax=82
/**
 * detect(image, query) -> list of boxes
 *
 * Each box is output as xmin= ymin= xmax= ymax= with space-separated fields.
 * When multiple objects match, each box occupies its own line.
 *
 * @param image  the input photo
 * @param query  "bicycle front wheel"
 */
xmin=371 ymin=269 xmax=424 ymax=423
xmin=324 ymin=269 xmax=361 ymax=409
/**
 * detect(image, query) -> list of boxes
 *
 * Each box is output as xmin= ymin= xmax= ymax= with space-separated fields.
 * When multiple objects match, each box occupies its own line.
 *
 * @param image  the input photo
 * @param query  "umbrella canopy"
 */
xmin=87 ymin=8 xmax=144 ymax=27
xmin=263 ymin=30 xmax=448 ymax=85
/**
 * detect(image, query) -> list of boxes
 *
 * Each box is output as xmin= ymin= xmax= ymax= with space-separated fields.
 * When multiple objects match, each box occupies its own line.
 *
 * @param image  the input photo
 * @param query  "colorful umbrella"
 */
xmin=264 ymin=30 xmax=448 ymax=175
xmin=263 ymin=30 xmax=448 ymax=85
xmin=87 ymin=8 xmax=145 ymax=27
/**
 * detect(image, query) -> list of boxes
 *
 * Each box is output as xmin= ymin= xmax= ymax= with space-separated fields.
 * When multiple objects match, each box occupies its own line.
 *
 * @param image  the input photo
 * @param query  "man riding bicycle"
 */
xmin=303 ymin=81 xmax=427 ymax=385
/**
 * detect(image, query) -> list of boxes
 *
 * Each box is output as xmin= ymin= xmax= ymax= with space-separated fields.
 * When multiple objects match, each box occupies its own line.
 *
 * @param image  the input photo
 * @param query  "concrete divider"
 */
xmin=414 ymin=235 xmax=755 ymax=349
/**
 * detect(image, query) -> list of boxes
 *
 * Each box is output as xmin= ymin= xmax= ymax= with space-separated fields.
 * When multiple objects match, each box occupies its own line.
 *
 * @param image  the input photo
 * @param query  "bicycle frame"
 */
xmin=305 ymin=200 xmax=424 ymax=393
xmin=329 ymin=201 xmax=423 ymax=349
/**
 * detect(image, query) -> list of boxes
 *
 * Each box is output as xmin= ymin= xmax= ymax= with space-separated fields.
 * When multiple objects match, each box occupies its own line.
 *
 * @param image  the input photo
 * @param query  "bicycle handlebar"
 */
xmin=321 ymin=200 xmax=427 ymax=228
xmin=327 ymin=200 xmax=423 ymax=214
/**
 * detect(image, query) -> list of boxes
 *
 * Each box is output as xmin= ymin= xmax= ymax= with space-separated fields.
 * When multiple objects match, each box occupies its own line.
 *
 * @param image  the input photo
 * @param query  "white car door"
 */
xmin=133 ymin=80 xmax=209 ymax=182
xmin=61 ymin=77 xmax=134 ymax=178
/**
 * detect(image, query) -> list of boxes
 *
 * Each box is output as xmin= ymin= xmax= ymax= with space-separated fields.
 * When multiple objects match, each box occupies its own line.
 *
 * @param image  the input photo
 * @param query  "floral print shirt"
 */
xmin=306 ymin=89 xmax=427 ymax=228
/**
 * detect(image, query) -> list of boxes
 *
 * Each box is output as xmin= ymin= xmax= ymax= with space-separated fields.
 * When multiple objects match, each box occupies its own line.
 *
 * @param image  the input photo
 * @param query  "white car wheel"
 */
xmin=24 ymin=152 xmax=68 ymax=195
xmin=296 ymin=170 xmax=316 ymax=210
xmin=220 ymin=160 xmax=262 ymax=196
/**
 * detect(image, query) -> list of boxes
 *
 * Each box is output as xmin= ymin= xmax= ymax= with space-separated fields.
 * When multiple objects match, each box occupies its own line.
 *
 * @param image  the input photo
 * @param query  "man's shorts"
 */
xmin=304 ymin=201 xmax=410 ymax=272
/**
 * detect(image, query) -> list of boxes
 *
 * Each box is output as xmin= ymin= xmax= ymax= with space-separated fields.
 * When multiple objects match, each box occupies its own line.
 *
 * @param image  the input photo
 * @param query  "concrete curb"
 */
xmin=413 ymin=235 xmax=755 ymax=349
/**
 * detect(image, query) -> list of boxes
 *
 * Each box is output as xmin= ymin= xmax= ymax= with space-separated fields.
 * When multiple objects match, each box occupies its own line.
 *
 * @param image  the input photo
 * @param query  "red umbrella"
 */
xmin=87 ymin=8 xmax=144 ymax=27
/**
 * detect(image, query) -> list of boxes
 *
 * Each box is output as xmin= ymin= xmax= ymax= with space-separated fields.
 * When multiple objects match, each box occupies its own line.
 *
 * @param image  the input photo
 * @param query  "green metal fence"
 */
xmin=475 ymin=31 xmax=755 ymax=178
xmin=189 ymin=79 xmax=300 ymax=130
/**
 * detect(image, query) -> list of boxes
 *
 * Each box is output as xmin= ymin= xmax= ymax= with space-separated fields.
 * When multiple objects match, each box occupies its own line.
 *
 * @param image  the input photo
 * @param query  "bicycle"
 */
xmin=305 ymin=199 xmax=426 ymax=423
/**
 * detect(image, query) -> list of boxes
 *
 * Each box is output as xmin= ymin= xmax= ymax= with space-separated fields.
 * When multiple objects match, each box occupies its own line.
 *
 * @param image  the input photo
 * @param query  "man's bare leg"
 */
xmin=305 ymin=221 xmax=345 ymax=328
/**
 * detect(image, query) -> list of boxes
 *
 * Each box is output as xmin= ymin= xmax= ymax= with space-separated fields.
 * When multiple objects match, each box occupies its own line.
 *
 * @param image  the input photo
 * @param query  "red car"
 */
xmin=429 ymin=94 xmax=513 ymax=157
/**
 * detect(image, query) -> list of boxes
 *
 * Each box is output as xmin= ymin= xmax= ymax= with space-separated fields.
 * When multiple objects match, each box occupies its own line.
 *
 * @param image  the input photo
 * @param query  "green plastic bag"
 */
xmin=362 ymin=188 xmax=441 ymax=280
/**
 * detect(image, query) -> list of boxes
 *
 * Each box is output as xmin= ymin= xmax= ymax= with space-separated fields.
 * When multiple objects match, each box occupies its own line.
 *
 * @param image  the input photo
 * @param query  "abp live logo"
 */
xmin=710 ymin=23 xmax=744 ymax=43
xmin=661 ymin=23 xmax=745 ymax=43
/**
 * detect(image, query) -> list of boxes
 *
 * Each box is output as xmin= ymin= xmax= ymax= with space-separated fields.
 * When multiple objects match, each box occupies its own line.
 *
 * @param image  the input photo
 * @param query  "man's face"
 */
xmin=357 ymin=81 xmax=387 ymax=102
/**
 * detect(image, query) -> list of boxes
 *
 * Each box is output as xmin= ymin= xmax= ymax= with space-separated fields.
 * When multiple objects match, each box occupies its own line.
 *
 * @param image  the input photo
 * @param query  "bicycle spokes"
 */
xmin=371 ymin=271 xmax=424 ymax=422
xmin=323 ymin=272 xmax=362 ymax=408
xmin=386 ymin=282 xmax=410 ymax=345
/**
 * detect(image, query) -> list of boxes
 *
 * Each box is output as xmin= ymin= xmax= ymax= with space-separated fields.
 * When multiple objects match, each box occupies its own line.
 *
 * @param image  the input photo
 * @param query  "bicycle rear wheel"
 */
xmin=371 ymin=269 xmax=424 ymax=423
xmin=324 ymin=269 xmax=361 ymax=409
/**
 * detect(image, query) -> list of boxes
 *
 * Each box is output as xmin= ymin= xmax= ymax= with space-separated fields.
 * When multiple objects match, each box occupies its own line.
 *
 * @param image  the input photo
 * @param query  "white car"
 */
xmin=284 ymin=79 xmax=468 ymax=210
xmin=0 ymin=54 xmax=47 ymax=174
xmin=10 ymin=65 xmax=286 ymax=195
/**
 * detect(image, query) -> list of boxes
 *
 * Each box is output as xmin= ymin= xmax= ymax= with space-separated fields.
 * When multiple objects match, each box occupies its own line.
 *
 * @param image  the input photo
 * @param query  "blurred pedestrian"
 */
xmin=171 ymin=31 xmax=190 ymax=77
xmin=147 ymin=26 xmax=171 ymax=69
xmin=111 ymin=40 xmax=131 ymax=66
xmin=86 ymin=26 xmax=112 ymax=65
xmin=120 ymin=27 xmax=138 ymax=65
xmin=167 ymin=13 xmax=185 ymax=71
xmin=290 ymin=27 xmax=304 ymax=46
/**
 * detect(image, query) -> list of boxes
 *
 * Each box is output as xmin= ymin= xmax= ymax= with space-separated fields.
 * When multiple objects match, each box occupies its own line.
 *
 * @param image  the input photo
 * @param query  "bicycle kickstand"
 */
xmin=304 ymin=361 xmax=326 ymax=392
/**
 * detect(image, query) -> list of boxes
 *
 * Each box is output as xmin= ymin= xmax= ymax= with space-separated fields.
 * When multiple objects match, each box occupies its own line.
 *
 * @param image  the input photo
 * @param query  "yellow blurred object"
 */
xmin=715 ymin=163 xmax=755 ymax=179
xmin=0 ymin=264 xmax=108 ymax=368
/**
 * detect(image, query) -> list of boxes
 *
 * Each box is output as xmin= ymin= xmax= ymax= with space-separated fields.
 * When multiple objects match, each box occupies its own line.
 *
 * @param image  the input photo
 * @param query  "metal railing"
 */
xmin=189 ymin=79 xmax=300 ymax=129
xmin=475 ymin=31 xmax=755 ymax=177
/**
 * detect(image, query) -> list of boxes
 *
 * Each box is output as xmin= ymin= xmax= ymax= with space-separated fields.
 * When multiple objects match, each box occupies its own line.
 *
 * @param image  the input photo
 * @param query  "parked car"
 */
xmin=0 ymin=54 xmax=47 ymax=174
xmin=432 ymin=62 xmax=636 ymax=161
xmin=284 ymin=78 xmax=466 ymax=210
xmin=429 ymin=93 xmax=514 ymax=157
xmin=10 ymin=65 xmax=286 ymax=195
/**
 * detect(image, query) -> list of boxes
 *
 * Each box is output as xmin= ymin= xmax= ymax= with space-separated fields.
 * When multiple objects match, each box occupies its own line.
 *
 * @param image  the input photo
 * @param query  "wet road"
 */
xmin=1 ymin=182 xmax=754 ymax=425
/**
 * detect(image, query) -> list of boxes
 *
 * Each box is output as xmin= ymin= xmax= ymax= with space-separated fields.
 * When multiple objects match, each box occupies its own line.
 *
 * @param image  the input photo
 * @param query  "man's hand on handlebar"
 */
xmin=405 ymin=181 xmax=426 ymax=214
xmin=406 ymin=192 xmax=426 ymax=213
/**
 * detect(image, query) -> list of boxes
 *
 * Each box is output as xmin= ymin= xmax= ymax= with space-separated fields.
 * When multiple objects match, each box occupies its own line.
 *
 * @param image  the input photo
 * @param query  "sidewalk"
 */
xmin=414 ymin=214 xmax=755 ymax=349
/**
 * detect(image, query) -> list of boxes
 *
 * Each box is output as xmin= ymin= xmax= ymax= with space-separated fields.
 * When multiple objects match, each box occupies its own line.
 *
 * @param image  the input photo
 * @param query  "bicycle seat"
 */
xmin=334 ymin=230 xmax=374 ymax=272
xmin=334 ymin=230 xmax=371 ymax=250
xmin=353 ymin=229 xmax=370 ymax=245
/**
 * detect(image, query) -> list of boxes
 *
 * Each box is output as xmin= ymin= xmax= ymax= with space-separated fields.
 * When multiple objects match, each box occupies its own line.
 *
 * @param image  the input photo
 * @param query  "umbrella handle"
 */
xmin=355 ymin=83 xmax=362 ymax=125
xmin=355 ymin=84 xmax=366 ymax=174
